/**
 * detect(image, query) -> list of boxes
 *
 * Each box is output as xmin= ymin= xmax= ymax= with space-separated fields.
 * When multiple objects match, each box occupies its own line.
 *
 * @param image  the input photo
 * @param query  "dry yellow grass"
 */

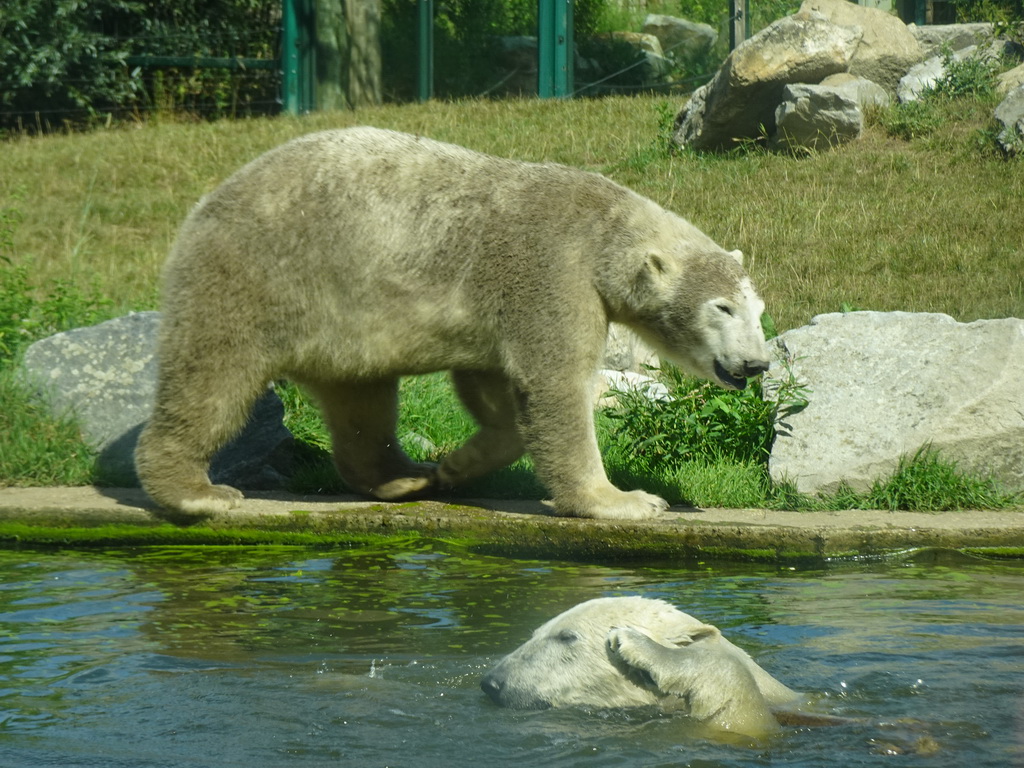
xmin=2 ymin=95 xmax=1021 ymax=330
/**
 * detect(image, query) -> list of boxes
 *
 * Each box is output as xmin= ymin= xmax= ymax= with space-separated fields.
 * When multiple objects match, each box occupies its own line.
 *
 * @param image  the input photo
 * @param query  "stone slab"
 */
xmin=0 ymin=486 xmax=1020 ymax=562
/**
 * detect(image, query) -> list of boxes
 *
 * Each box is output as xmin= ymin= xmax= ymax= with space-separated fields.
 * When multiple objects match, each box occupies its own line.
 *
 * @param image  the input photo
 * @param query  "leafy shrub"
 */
xmin=127 ymin=0 xmax=280 ymax=118
xmin=875 ymin=49 xmax=1009 ymax=142
xmin=0 ymin=0 xmax=280 ymax=130
xmin=950 ymin=0 xmax=1023 ymax=25
xmin=0 ymin=0 xmax=142 ymax=130
xmin=602 ymin=351 xmax=807 ymax=472
xmin=927 ymin=49 xmax=1003 ymax=101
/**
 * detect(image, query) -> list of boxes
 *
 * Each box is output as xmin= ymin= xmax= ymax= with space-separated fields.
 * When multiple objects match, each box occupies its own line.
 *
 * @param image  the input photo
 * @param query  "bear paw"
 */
xmin=177 ymin=484 xmax=244 ymax=515
xmin=371 ymin=464 xmax=438 ymax=501
xmin=607 ymin=626 xmax=652 ymax=664
xmin=583 ymin=488 xmax=669 ymax=520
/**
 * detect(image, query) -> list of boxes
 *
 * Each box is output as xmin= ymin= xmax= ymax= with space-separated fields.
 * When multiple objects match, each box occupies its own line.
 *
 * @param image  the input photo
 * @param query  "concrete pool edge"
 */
xmin=0 ymin=486 xmax=1021 ymax=562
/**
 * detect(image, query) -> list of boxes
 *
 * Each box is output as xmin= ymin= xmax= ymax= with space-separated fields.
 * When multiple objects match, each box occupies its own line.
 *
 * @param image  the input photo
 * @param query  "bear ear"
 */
xmin=643 ymin=250 xmax=667 ymax=274
xmin=644 ymin=251 xmax=677 ymax=278
xmin=665 ymin=622 xmax=721 ymax=648
xmin=729 ymin=249 xmax=744 ymax=266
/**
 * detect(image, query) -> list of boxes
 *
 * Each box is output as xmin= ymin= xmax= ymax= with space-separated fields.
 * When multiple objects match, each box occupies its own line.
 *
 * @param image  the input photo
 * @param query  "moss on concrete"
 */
xmin=0 ymin=487 xmax=1021 ymax=563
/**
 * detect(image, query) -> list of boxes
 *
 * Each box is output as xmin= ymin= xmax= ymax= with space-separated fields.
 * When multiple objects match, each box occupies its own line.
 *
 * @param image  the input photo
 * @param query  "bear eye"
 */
xmin=555 ymin=629 xmax=580 ymax=644
xmin=716 ymin=303 xmax=734 ymax=317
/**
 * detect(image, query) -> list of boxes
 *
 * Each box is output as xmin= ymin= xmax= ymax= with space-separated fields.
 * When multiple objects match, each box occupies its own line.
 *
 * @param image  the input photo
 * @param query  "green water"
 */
xmin=0 ymin=543 xmax=1021 ymax=767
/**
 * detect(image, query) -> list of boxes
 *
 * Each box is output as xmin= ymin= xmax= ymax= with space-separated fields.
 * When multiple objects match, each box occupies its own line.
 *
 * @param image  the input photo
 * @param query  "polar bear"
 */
xmin=135 ymin=127 xmax=770 ymax=519
xmin=480 ymin=597 xmax=804 ymax=739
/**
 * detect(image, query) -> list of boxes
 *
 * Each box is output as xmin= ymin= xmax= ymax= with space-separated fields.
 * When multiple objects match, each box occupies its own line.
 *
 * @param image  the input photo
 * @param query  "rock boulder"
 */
xmin=673 ymin=11 xmax=861 ymax=151
xmin=800 ymin=0 xmax=925 ymax=92
xmin=995 ymin=84 xmax=1024 ymax=156
xmin=771 ymin=83 xmax=864 ymax=151
xmin=819 ymin=72 xmax=891 ymax=108
xmin=642 ymin=14 xmax=717 ymax=64
xmin=997 ymin=62 xmax=1024 ymax=96
xmin=908 ymin=22 xmax=993 ymax=58
xmin=764 ymin=312 xmax=1024 ymax=496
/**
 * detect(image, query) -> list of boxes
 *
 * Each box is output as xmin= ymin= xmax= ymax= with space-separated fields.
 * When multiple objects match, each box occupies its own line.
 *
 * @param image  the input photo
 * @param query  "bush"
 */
xmin=876 ymin=99 xmax=944 ymax=140
xmin=0 ymin=0 xmax=142 ymax=130
xmin=0 ymin=0 xmax=280 ymax=131
xmin=874 ymin=48 xmax=1008 ymax=141
xmin=928 ymin=49 xmax=1004 ymax=101
xmin=603 ymin=366 xmax=777 ymax=472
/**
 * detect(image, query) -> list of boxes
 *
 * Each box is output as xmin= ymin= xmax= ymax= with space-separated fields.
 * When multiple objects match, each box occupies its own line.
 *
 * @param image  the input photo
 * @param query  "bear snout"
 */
xmin=742 ymin=359 xmax=770 ymax=377
xmin=480 ymin=671 xmax=551 ymax=709
xmin=480 ymin=672 xmax=503 ymax=702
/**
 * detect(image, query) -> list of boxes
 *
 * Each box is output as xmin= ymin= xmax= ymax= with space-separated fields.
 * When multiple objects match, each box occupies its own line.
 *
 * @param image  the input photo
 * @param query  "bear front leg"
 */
xmin=306 ymin=378 xmax=436 ymax=501
xmin=516 ymin=377 xmax=668 ymax=520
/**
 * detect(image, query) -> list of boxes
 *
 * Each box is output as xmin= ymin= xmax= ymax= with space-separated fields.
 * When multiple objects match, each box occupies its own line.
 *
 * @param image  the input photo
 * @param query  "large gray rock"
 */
xmin=800 ymin=0 xmax=925 ymax=92
xmin=609 ymin=31 xmax=674 ymax=82
xmin=19 ymin=312 xmax=293 ymax=488
xmin=673 ymin=11 xmax=861 ymax=151
xmin=764 ymin=312 xmax=1024 ymax=496
xmin=642 ymin=14 xmax=717 ymax=64
xmin=995 ymin=84 xmax=1024 ymax=156
xmin=908 ymin=22 xmax=994 ymax=58
xmin=771 ymin=83 xmax=864 ymax=151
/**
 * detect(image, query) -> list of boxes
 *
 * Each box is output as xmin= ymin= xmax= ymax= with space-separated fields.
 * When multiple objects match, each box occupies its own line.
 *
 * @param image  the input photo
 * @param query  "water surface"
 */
xmin=0 ymin=543 xmax=1021 ymax=768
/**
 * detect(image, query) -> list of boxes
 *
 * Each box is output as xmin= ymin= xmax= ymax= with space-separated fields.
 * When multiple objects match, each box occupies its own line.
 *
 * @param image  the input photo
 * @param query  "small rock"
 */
xmin=994 ymin=83 xmax=1024 ymax=156
xmin=771 ymin=83 xmax=864 ymax=152
xmin=820 ymin=72 xmax=891 ymax=108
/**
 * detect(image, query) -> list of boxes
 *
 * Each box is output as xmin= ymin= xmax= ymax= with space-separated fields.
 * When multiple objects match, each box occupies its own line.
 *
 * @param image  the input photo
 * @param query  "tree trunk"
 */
xmin=316 ymin=0 xmax=382 ymax=110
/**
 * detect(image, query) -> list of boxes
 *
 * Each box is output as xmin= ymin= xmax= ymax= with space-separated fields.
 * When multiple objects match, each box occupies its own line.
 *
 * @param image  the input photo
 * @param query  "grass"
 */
xmin=0 ymin=91 xmax=1021 ymax=510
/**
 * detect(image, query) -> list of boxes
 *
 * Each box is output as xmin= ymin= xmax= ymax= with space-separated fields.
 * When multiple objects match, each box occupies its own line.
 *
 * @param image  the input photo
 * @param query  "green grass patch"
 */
xmin=0 ymin=371 xmax=97 ymax=486
xmin=812 ymin=446 xmax=1017 ymax=512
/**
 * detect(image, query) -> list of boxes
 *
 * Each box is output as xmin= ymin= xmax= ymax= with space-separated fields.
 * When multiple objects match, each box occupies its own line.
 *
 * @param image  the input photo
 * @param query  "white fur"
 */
xmin=481 ymin=597 xmax=802 ymax=738
xmin=135 ymin=127 xmax=770 ymax=520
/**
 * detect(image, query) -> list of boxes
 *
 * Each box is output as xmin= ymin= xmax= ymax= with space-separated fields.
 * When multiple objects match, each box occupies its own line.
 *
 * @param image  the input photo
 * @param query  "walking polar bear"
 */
xmin=135 ymin=127 xmax=770 ymax=519
xmin=480 ymin=597 xmax=804 ymax=739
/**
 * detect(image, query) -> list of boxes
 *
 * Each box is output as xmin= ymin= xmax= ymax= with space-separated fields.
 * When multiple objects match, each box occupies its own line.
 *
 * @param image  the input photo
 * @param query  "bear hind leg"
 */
xmin=136 ymin=369 xmax=266 ymax=516
xmin=435 ymin=370 xmax=525 ymax=488
xmin=308 ymin=378 xmax=435 ymax=501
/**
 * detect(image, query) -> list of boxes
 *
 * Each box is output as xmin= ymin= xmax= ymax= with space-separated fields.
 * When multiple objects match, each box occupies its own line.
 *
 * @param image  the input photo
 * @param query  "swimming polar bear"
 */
xmin=480 ymin=596 xmax=804 ymax=739
xmin=135 ymin=127 xmax=770 ymax=520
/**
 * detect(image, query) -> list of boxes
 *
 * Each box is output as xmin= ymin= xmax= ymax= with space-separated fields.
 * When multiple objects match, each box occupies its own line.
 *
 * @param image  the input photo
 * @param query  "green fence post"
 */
xmin=914 ymin=0 xmax=927 ymax=25
xmin=282 ymin=0 xmax=316 ymax=113
xmin=538 ymin=0 xmax=572 ymax=98
xmin=418 ymin=0 xmax=434 ymax=101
